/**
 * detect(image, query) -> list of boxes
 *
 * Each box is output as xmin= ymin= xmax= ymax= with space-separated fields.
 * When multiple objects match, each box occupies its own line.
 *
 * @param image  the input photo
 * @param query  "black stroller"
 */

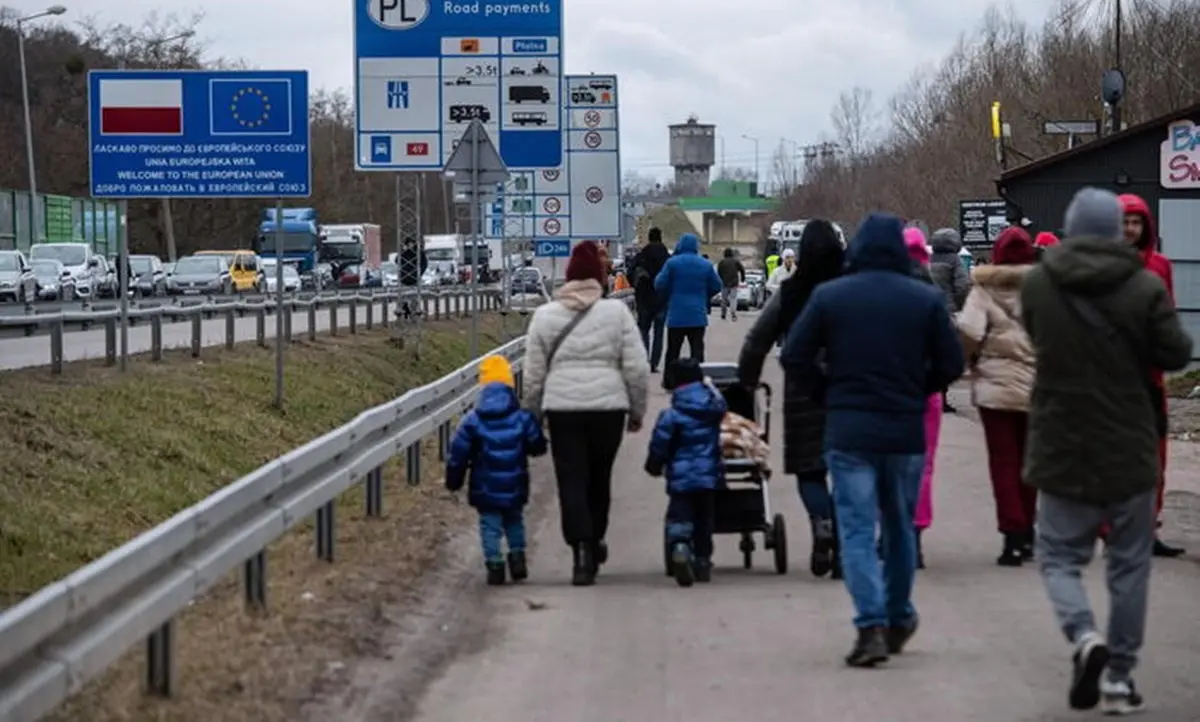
xmin=662 ymin=363 xmax=787 ymax=575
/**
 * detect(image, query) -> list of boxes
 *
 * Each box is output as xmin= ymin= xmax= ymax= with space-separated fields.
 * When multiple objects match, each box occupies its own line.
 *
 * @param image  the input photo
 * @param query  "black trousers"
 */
xmin=665 ymin=490 xmax=715 ymax=558
xmin=547 ymin=410 xmax=626 ymax=546
xmin=663 ymin=326 xmax=706 ymax=386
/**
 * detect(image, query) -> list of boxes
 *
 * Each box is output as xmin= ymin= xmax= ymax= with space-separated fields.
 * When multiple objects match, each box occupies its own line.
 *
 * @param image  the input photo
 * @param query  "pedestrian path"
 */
xmin=408 ymin=322 xmax=1200 ymax=722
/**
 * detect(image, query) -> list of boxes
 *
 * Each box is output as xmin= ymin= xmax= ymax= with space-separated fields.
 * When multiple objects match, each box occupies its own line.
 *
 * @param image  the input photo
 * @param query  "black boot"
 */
xmin=507 ymin=550 xmax=528 ymax=582
xmin=810 ymin=518 xmax=835 ymax=578
xmin=571 ymin=543 xmax=596 ymax=586
xmin=1018 ymin=530 xmax=1035 ymax=562
xmin=595 ymin=540 xmax=609 ymax=568
xmin=845 ymin=626 xmax=889 ymax=667
xmin=692 ymin=556 xmax=712 ymax=583
xmin=1152 ymin=538 xmax=1185 ymax=558
xmin=915 ymin=528 xmax=926 ymax=569
xmin=671 ymin=542 xmax=695 ymax=587
xmin=486 ymin=561 xmax=506 ymax=586
xmin=997 ymin=533 xmax=1023 ymax=567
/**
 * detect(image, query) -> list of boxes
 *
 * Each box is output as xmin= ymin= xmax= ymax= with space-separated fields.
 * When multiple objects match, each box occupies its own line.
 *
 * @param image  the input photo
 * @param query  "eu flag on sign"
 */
xmin=209 ymin=78 xmax=293 ymax=136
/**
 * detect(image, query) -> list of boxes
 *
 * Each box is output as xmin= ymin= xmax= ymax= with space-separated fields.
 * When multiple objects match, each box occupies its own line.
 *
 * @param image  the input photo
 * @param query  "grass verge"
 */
xmin=0 ymin=313 xmax=521 ymax=721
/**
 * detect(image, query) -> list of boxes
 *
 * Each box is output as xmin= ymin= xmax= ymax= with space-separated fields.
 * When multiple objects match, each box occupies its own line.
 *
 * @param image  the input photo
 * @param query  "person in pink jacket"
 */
xmin=903 ymin=227 xmax=942 ymax=569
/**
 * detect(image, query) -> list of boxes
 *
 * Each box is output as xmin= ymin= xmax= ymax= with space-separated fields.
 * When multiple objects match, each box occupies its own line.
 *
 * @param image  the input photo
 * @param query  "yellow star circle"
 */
xmin=230 ymin=87 xmax=272 ymax=128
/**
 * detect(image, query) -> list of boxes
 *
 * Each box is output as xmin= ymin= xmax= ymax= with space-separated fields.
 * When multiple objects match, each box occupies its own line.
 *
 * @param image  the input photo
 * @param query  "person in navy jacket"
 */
xmin=645 ymin=357 xmax=728 ymax=587
xmin=446 ymin=355 xmax=548 ymax=586
xmin=654 ymin=233 xmax=723 ymax=387
xmin=782 ymin=212 xmax=964 ymax=667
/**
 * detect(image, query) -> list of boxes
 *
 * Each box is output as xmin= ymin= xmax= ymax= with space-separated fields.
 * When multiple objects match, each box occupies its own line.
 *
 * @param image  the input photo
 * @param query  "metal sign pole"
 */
xmin=469 ymin=126 xmax=481 ymax=359
xmin=273 ymin=200 xmax=285 ymax=410
xmin=414 ymin=173 xmax=424 ymax=358
xmin=118 ymin=200 xmax=129 ymax=371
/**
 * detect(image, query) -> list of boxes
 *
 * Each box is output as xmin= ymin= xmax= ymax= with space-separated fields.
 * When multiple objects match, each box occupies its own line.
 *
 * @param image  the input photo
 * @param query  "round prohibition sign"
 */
xmin=542 ymin=169 xmax=560 ymax=181
xmin=542 ymin=218 xmax=562 ymax=235
xmin=542 ymin=196 xmax=562 ymax=214
xmin=583 ymin=110 xmax=602 ymax=127
xmin=583 ymin=131 xmax=603 ymax=149
xmin=585 ymin=186 xmax=603 ymax=204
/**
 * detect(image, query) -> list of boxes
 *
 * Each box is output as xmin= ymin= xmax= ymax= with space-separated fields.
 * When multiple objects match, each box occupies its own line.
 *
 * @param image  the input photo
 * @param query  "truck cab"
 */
xmin=255 ymin=208 xmax=320 ymax=273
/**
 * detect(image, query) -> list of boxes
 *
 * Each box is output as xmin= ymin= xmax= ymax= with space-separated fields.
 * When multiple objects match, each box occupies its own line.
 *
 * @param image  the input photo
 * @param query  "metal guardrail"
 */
xmin=0 ymin=288 xmax=505 ymax=374
xmin=0 ymin=288 xmax=635 ymax=721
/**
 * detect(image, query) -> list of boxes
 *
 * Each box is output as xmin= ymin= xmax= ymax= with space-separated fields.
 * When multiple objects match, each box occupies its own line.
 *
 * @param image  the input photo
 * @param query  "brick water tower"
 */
xmin=669 ymin=115 xmax=715 ymax=196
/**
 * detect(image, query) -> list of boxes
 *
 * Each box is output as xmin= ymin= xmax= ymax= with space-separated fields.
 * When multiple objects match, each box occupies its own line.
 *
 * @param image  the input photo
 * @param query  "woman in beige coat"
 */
xmin=956 ymin=228 xmax=1038 ymax=567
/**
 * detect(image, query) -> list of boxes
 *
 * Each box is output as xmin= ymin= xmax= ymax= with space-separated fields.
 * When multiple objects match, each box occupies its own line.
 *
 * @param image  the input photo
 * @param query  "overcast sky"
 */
xmin=38 ymin=0 xmax=1054 ymax=183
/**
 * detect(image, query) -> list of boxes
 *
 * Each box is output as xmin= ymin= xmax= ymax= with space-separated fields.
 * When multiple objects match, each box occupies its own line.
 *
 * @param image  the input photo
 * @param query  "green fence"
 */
xmin=0 ymin=188 xmax=119 ymax=257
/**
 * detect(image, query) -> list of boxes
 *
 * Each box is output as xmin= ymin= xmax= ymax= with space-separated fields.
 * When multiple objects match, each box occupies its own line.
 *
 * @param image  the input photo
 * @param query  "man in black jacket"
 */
xmin=398 ymin=236 xmax=427 ymax=287
xmin=631 ymin=226 xmax=670 ymax=372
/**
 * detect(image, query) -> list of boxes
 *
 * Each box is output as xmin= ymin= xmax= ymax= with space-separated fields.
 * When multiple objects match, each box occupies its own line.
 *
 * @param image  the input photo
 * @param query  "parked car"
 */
xmin=740 ymin=270 xmax=765 ymax=309
xmin=422 ymin=260 xmax=457 ymax=287
xmin=509 ymin=266 xmax=548 ymax=297
xmin=0 ymin=250 xmax=38 ymax=303
xmin=167 ymin=255 xmax=233 ymax=296
xmin=29 ymin=243 xmax=103 ymax=299
xmin=129 ymin=254 xmax=168 ymax=296
xmin=30 ymin=259 xmax=73 ymax=300
xmin=260 ymin=258 xmax=302 ymax=294
xmin=381 ymin=261 xmax=400 ymax=288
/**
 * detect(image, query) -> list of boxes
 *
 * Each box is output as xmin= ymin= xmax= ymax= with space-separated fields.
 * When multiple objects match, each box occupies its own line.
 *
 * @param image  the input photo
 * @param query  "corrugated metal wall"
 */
xmin=0 ymin=189 xmax=118 ymax=255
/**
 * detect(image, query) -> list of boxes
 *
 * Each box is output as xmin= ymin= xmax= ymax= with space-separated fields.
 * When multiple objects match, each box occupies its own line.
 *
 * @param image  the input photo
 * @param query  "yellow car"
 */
xmin=193 ymin=250 xmax=264 ymax=293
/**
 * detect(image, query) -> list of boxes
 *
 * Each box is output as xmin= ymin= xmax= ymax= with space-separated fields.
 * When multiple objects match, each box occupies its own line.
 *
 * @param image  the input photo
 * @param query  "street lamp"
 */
xmin=742 ymin=133 xmax=759 ymax=190
xmin=17 ymin=4 xmax=67 ymax=247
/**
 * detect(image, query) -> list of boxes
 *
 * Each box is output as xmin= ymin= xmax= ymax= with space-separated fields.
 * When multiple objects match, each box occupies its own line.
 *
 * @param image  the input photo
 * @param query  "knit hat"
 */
xmin=1033 ymin=231 xmax=1059 ymax=248
xmin=903 ymin=227 xmax=931 ymax=263
xmin=1064 ymin=187 xmax=1122 ymax=240
xmin=565 ymin=241 xmax=606 ymax=286
xmin=667 ymin=357 xmax=704 ymax=389
xmin=993 ymin=227 xmax=1036 ymax=265
xmin=478 ymin=354 xmax=514 ymax=388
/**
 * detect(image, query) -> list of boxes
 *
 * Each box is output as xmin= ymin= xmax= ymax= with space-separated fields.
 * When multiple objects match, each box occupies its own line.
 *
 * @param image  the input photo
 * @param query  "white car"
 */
xmin=29 ymin=243 xmax=102 ymax=299
xmin=260 ymin=260 xmax=301 ymax=294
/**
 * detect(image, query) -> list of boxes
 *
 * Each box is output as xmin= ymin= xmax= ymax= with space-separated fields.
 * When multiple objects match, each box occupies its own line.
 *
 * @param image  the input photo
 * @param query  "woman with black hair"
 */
xmin=737 ymin=219 xmax=846 ymax=579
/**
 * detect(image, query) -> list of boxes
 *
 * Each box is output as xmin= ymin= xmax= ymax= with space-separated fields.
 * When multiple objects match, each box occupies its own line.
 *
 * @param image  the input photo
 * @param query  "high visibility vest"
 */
xmin=613 ymin=272 xmax=630 ymax=291
xmin=765 ymin=254 xmax=781 ymax=277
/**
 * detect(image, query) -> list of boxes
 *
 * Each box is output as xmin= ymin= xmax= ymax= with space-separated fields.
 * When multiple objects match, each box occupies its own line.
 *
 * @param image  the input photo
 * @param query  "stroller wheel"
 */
xmin=772 ymin=514 xmax=788 ymax=574
xmin=739 ymin=533 xmax=754 ymax=570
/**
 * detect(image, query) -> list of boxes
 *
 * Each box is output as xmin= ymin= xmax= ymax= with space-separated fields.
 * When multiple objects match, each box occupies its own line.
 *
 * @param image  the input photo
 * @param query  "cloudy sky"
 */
xmin=39 ymin=0 xmax=1054 ymax=183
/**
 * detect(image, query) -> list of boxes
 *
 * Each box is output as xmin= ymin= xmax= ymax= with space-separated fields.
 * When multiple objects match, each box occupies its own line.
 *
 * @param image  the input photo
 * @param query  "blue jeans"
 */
xmin=478 ymin=508 xmax=526 ymax=563
xmin=637 ymin=306 xmax=665 ymax=370
xmin=826 ymin=449 xmax=924 ymax=629
xmin=665 ymin=490 xmax=715 ymax=558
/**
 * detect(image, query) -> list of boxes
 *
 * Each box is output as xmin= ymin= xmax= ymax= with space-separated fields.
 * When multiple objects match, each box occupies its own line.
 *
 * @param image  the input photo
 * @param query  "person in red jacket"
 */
xmin=1119 ymin=193 xmax=1185 ymax=558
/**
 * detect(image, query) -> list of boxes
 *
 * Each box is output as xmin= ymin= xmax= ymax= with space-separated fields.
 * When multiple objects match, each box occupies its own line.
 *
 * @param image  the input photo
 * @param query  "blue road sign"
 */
xmin=88 ymin=69 xmax=310 ymax=199
xmin=535 ymin=240 xmax=570 ymax=258
xmin=353 ymin=0 xmax=564 ymax=172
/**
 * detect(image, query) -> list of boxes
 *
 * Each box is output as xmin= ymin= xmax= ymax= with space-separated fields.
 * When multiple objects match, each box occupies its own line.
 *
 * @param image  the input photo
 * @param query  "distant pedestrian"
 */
xmin=1119 ymin=193 xmax=1184 ymax=558
xmin=929 ymin=228 xmax=971 ymax=413
xmin=446 ymin=355 xmax=547 ymax=586
xmin=655 ymin=233 xmax=723 ymax=388
xmin=631 ymin=227 xmax=671 ymax=372
xmin=1034 ymin=231 xmax=1059 ymax=263
xmin=645 ymin=357 xmax=727 ymax=587
xmin=783 ymin=213 xmax=964 ymax=668
xmin=765 ymin=249 xmax=781 ymax=278
xmin=903 ymin=227 xmax=942 ymax=569
xmin=956 ymin=227 xmax=1038 ymax=567
xmin=523 ymin=241 xmax=651 ymax=586
xmin=765 ymin=248 xmax=796 ymax=297
xmin=716 ymin=248 xmax=745 ymax=320
xmin=398 ymin=236 xmax=428 ymax=287
xmin=1022 ymin=187 xmax=1191 ymax=714
xmin=738 ymin=219 xmax=845 ymax=580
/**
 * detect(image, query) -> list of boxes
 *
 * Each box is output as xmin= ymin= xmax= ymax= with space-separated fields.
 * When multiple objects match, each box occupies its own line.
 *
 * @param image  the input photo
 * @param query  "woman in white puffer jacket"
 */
xmin=523 ymin=241 xmax=650 ymax=586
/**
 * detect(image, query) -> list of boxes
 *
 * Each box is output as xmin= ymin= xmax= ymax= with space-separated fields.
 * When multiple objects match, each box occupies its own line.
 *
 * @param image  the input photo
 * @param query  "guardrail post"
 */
xmin=243 ymin=551 xmax=266 ymax=608
xmin=328 ymin=303 xmax=338 ymax=337
xmin=365 ymin=467 xmax=383 ymax=516
xmin=145 ymin=620 xmax=175 ymax=697
xmin=50 ymin=321 xmax=64 ymax=374
xmin=455 ymin=293 xmax=463 ymax=317
xmin=283 ymin=308 xmax=293 ymax=342
xmin=365 ymin=301 xmax=374 ymax=330
xmin=381 ymin=296 xmax=389 ymax=328
xmin=256 ymin=308 xmax=267 ymax=348
xmin=151 ymin=315 xmax=164 ymax=361
xmin=104 ymin=318 xmax=117 ymax=366
xmin=307 ymin=304 xmax=317 ymax=341
xmin=224 ymin=310 xmax=235 ymax=350
xmin=315 ymin=501 xmax=335 ymax=562
xmin=406 ymin=441 xmax=422 ymax=486
xmin=191 ymin=315 xmax=202 ymax=358
xmin=349 ymin=301 xmax=358 ymax=334
xmin=437 ymin=422 xmax=450 ymax=461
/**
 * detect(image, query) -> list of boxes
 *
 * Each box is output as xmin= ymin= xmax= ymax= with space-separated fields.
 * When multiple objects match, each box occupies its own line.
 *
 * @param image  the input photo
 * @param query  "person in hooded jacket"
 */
xmin=929 ymin=228 xmax=972 ymax=413
xmin=903 ymin=227 xmax=942 ymax=570
xmin=398 ymin=236 xmax=429 ymax=287
xmin=957 ymin=227 xmax=1039 ymax=567
xmin=783 ymin=213 xmax=964 ymax=668
xmin=655 ymin=233 xmax=723 ymax=386
xmin=631 ymin=227 xmax=672 ymax=372
xmin=1022 ymin=188 xmax=1191 ymax=714
xmin=738 ymin=220 xmax=845 ymax=580
xmin=645 ymin=357 xmax=728 ymax=587
xmin=1119 ymin=193 xmax=1184 ymax=559
xmin=446 ymin=355 xmax=548 ymax=586
xmin=524 ymin=241 xmax=651 ymax=586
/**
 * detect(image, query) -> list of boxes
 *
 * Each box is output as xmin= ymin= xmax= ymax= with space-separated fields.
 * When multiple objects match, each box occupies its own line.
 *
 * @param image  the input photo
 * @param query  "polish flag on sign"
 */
xmin=99 ymin=78 xmax=183 ymax=135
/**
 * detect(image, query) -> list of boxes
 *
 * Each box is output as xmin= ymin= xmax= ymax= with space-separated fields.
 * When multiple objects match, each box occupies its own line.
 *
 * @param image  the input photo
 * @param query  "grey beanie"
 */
xmin=1064 ymin=187 xmax=1122 ymax=240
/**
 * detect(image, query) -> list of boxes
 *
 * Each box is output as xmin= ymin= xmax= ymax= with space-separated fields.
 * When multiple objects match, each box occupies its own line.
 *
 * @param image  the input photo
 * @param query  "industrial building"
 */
xmin=669 ymin=116 xmax=716 ymax=197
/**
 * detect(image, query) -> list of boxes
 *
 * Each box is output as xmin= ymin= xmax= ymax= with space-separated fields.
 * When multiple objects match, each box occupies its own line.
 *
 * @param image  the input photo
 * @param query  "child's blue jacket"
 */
xmin=446 ymin=383 xmax=547 ymax=510
xmin=645 ymin=381 xmax=727 ymax=494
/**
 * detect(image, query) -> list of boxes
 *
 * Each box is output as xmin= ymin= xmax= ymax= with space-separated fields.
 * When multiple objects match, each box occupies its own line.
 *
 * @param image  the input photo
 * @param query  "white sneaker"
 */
xmin=1100 ymin=675 xmax=1146 ymax=716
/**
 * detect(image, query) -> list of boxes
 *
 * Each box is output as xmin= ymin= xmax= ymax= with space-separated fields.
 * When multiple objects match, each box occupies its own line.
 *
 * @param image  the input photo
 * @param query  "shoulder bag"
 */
xmin=545 ymin=302 xmax=597 ymax=370
xmin=1049 ymin=281 xmax=1167 ymax=438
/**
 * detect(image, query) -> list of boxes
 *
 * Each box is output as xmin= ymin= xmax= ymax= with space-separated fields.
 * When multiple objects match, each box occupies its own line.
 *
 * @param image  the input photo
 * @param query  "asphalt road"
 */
xmin=0 ymin=295 xmax=462 ymax=371
xmin=330 ymin=318 xmax=1200 ymax=722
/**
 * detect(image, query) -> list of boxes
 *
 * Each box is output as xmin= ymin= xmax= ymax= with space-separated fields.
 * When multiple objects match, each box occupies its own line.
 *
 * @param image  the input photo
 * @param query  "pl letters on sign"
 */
xmin=1161 ymin=120 xmax=1200 ymax=189
xmin=370 ymin=0 xmax=429 ymax=28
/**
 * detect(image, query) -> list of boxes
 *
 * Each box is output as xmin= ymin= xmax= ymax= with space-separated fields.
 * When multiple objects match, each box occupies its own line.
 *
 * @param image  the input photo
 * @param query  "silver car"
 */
xmin=167 ymin=255 xmax=233 ymax=296
xmin=0 ymin=250 xmax=38 ymax=303
xmin=31 ymin=259 xmax=73 ymax=300
xmin=261 ymin=259 xmax=301 ymax=294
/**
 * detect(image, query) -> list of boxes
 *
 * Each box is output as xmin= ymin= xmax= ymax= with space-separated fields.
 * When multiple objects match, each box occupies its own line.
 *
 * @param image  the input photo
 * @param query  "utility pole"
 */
xmin=1111 ymin=0 xmax=1123 ymax=134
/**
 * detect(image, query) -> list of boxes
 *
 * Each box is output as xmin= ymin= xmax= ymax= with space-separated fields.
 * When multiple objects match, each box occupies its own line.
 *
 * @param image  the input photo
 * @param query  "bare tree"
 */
xmin=830 ymin=86 xmax=878 ymax=158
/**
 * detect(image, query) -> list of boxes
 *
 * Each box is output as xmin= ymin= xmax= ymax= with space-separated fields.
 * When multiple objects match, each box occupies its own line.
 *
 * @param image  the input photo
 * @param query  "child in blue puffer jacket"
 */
xmin=645 ymin=357 xmax=728 ymax=587
xmin=447 ymin=355 xmax=547 ymax=586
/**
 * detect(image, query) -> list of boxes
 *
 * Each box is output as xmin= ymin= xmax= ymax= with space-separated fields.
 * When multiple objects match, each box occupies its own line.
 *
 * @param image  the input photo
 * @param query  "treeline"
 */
xmin=0 ymin=11 xmax=456 ymax=257
xmin=785 ymin=0 xmax=1200 ymax=228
